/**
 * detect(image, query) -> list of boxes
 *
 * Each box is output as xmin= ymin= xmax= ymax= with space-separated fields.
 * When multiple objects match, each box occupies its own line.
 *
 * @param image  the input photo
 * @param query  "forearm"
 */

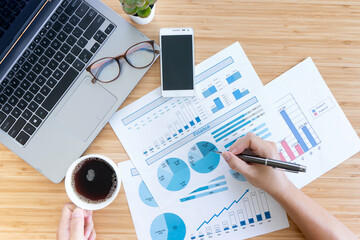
xmin=270 ymin=181 xmax=357 ymax=240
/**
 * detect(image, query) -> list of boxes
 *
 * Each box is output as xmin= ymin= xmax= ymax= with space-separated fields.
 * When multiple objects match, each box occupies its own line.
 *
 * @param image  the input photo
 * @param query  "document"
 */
xmin=265 ymin=58 xmax=360 ymax=188
xmin=118 ymin=160 xmax=289 ymax=240
xmin=110 ymin=43 xmax=284 ymax=207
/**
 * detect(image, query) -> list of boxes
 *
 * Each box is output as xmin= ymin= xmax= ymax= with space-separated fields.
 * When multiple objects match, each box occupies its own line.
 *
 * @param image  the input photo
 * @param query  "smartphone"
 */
xmin=160 ymin=28 xmax=195 ymax=97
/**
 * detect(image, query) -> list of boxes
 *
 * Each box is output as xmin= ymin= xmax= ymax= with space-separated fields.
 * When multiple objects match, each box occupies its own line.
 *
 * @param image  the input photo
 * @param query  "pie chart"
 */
xmin=157 ymin=158 xmax=190 ymax=191
xmin=139 ymin=180 xmax=158 ymax=207
xmin=229 ymin=169 xmax=247 ymax=182
xmin=188 ymin=141 xmax=220 ymax=173
xmin=150 ymin=213 xmax=186 ymax=240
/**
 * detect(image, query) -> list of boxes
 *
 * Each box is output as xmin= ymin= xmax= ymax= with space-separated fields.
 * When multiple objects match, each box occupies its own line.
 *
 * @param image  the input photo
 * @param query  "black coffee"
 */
xmin=72 ymin=157 xmax=117 ymax=203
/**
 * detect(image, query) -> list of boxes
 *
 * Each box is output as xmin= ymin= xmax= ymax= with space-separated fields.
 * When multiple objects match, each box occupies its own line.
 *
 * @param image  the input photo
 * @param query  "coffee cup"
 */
xmin=65 ymin=154 xmax=121 ymax=210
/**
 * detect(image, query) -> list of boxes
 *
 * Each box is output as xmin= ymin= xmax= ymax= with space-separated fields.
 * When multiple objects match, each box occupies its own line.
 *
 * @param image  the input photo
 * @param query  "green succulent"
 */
xmin=120 ymin=0 xmax=157 ymax=18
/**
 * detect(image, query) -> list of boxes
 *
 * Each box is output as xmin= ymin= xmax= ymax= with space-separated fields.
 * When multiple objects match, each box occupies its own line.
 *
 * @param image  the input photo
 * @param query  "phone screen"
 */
xmin=161 ymin=35 xmax=194 ymax=90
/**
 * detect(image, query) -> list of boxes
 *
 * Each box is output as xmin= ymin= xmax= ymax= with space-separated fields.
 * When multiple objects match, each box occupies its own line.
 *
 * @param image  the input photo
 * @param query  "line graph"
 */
xmin=197 ymin=189 xmax=249 ymax=231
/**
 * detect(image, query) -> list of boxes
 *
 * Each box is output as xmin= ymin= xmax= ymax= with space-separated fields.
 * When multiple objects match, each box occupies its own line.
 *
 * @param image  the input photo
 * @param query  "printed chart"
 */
xmin=276 ymin=94 xmax=321 ymax=161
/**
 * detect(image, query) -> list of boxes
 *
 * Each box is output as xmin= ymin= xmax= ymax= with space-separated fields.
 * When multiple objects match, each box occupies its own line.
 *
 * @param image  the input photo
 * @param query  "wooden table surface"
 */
xmin=1 ymin=0 xmax=360 ymax=239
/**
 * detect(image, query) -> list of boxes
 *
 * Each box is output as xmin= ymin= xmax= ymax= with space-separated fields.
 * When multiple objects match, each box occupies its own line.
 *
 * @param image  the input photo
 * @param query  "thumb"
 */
xmin=223 ymin=151 xmax=251 ymax=175
xmin=70 ymin=208 xmax=84 ymax=240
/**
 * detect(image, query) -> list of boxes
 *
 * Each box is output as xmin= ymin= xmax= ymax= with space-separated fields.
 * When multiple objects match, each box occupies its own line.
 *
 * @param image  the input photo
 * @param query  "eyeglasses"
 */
xmin=86 ymin=40 xmax=159 ymax=84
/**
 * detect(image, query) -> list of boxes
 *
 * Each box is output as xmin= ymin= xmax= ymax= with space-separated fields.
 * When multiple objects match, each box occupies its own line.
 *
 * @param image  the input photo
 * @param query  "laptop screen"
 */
xmin=0 ymin=0 xmax=46 ymax=64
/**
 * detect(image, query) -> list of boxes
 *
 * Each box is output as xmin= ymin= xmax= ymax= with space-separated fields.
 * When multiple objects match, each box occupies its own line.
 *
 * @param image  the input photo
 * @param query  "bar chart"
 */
xmin=232 ymin=89 xmax=249 ymax=100
xmin=276 ymin=94 xmax=320 ymax=161
xmin=226 ymin=71 xmax=242 ymax=84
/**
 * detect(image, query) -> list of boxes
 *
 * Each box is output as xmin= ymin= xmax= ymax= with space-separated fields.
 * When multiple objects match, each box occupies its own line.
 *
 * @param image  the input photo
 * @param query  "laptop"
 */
xmin=0 ymin=0 xmax=158 ymax=183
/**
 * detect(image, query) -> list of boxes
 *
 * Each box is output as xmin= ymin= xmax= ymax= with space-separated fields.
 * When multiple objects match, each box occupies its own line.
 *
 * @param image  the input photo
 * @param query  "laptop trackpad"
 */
xmin=55 ymin=77 xmax=117 ymax=141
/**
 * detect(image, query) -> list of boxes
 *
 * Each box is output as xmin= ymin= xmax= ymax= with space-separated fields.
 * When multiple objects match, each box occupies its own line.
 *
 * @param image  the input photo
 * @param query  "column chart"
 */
xmin=276 ymin=94 xmax=321 ymax=161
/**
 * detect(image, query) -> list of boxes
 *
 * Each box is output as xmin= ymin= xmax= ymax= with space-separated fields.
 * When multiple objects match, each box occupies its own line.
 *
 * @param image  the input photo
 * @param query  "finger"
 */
xmin=89 ymin=228 xmax=96 ymax=240
xmin=84 ymin=214 xmax=94 ymax=239
xmin=223 ymin=151 xmax=252 ymax=175
xmin=70 ymin=208 xmax=85 ymax=240
xmin=229 ymin=132 xmax=274 ymax=158
xmin=57 ymin=203 xmax=77 ymax=240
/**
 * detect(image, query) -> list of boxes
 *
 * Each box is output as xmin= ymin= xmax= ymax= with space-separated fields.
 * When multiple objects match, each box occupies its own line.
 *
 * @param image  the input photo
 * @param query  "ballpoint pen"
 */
xmin=214 ymin=151 xmax=307 ymax=173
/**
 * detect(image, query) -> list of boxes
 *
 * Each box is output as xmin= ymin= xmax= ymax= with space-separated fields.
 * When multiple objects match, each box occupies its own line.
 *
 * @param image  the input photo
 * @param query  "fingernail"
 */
xmin=72 ymin=208 xmax=83 ymax=218
xmin=230 ymin=147 xmax=238 ymax=154
xmin=223 ymin=152 xmax=230 ymax=161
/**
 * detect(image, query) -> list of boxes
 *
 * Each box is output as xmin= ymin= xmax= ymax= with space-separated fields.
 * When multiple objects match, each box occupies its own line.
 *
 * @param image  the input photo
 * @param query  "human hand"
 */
xmin=57 ymin=203 xmax=96 ymax=240
xmin=222 ymin=132 xmax=291 ymax=196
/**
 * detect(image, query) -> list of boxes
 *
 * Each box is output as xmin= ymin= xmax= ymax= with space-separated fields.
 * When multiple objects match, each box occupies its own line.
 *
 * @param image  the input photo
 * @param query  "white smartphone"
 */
xmin=160 ymin=28 xmax=195 ymax=97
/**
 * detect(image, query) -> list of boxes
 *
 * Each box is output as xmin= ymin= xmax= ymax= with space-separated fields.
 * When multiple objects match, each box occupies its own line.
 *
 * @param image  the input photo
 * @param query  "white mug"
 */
xmin=65 ymin=154 xmax=121 ymax=210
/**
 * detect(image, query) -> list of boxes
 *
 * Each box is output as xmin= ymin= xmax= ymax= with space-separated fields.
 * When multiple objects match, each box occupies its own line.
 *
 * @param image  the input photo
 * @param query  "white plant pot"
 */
xmin=129 ymin=4 xmax=156 ymax=25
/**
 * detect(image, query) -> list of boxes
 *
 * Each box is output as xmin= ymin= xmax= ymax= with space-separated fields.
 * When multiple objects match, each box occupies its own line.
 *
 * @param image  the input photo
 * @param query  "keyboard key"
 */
xmin=44 ymin=21 xmax=52 ymax=29
xmin=39 ymin=28 xmax=47 ymax=37
xmin=15 ymin=70 xmax=26 ymax=80
xmin=11 ymin=107 xmax=21 ymax=118
xmin=98 ymin=33 xmax=107 ymax=44
xmin=9 ymin=117 xmax=26 ymax=138
xmin=17 ymin=99 xmax=28 ymax=110
xmin=34 ymin=93 xmax=45 ymax=104
xmin=54 ymin=51 xmax=65 ymax=62
xmin=34 ymin=35 xmax=41 ymax=44
xmin=41 ymin=67 xmax=52 ymax=78
xmin=20 ymin=80 xmax=31 ymax=90
xmin=76 ymin=2 xmax=89 ymax=18
xmin=14 ymin=88 xmax=25 ymax=98
xmin=2 ymin=103 xmax=12 ymax=114
xmin=24 ymin=123 xmax=36 ymax=135
xmin=46 ymin=29 xmax=57 ymax=40
xmin=69 ymin=15 xmax=80 ymax=26
xmin=16 ymin=131 xmax=30 ymax=145
xmin=52 ymin=21 xmax=63 ymax=32
xmin=65 ymin=0 xmax=81 ymax=16
xmin=61 ymin=0 xmax=69 ymax=8
xmin=57 ymin=31 xmax=67 ymax=42
xmin=40 ymin=37 xmax=51 ymax=48
xmin=4 ymin=86 xmax=14 ymax=96
xmin=0 ymin=94 xmax=8 ymax=104
xmin=59 ymin=62 xmax=69 ymax=72
xmin=63 ymin=23 xmax=74 ymax=34
xmin=39 ymin=55 xmax=49 ymax=66
xmin=71 ymin=45 xmax=81 ymax=56
xmin=66 ymin=35 xmax=76 ymax=46
xmin=29 ymin=84 xmax=40 ymax=95
xmin=26 ymin=71 xmax=36 ymax=82
xmin=0 ymin=111 xmax=6 ymax=125
xmin=65 ymin=53 xmax=75 ymax=64
xmin=53 ymin=69 xmax=63 ymax=80
xmin=83 ymin=15 xmax=105 ymax=40
xmin=45 ymin=47 xmax=55 ymax=58
xmin=79 ymin=9 xmax=97 ymax=30
xmin=40 ymin=86 xmax=51 ymax=96
xmin=32 ymin=63 xmax=43 ymax=74
xmin=29 ymin=42 xmax=36 ymax=50
xmin=17 ymin=57 xmax=25 ymax=65
xmin=7 ymin=71 xmax=14 ymax=79
xmin=56 ymin=7 xmax=64 ymax=15
xmin=51 ymin=39 xmax=61 ymax=50
xmin=42 ymin=67 xmax=78 ymax=111
xmin=28 ymin=53 xmax=38 ymax=64
xmin=73 ymin=59 xmax=85 ymax=71
xmin=9 ymin=79 xmax=20 ymax=88
xmin=72 ymin=27 xmax=83 ymax=38
xmin=60 ymin=43 xmax=71 ymax=54
xmin=46 ymin=78 xmax=57 ymax=88
xmin=77 ymin=37 xmax=88 ymax=48
xmin=30 ymin=115 xmax=41 ymax=127
xmin=22 ymin=61 xmax=32 ymax=72
xmin=90 ymin=42 xmax=100 ymax=53
xmin=105 ymin=24 xmax=115 ymax=34
xmin=34 ymin=45 xmax=45 ymax=56
xmin=12 ymin=64 xmax=20 ymax=72
xmin=35 ymin=76 xmax=46 ymax=86
xmin=28 ymin=101 xmax=39 ymax=112
xmin=23 ymin=92 xmax=34 ymax=102
xmin=58 ymin=13 xmax=69 ymax=24
xmin=48 ymin=59 xmax=59 ymax=70
xmin=35 ymin=107 xmax=47 ymax=119
xmin=22 ymin=109 xmax=32 ymax=120
xmin=93 ymin=30 xmax=102 ymax=41
xmin=51 ymin=13 xmax=58 ymax=21
xmin=8 ymin=96 xmax=18 ymax=106
xmin=78 ymin=49 xmax=92 ymax=63
xmin=1 ymin=115 xmax=15 ymax=132
xmin=22 ymin=50 xmax=30 ymax=58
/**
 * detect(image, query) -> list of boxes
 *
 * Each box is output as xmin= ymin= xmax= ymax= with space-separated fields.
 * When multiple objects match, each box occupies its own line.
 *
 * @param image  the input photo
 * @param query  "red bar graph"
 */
xmin=279 ymin=152 xmax=286 ymax=161
xmin=281 ymin=140 xmax=295 ymax=160
xmin=295 ymin=144 xmax=304 ymax=155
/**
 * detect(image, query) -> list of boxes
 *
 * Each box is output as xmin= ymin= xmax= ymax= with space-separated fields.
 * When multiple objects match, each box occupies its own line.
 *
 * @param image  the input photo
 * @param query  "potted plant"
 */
xmin=120 ymin=0 xmax=158 ymax=25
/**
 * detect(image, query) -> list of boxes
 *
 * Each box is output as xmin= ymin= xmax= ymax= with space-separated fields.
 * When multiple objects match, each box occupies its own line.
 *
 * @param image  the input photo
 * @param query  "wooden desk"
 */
xmin=1 ymin=0 xmax=359 ymax=239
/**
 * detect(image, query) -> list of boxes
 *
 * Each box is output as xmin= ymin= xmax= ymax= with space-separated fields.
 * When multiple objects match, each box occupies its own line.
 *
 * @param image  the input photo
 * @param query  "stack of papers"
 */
xmin=110 ymin=42 xmax=360 ymax=240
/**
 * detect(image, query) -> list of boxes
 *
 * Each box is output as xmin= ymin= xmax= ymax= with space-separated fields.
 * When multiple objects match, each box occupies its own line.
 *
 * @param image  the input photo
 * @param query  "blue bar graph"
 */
xmin=190 ymin=181 xmax=227 ymax=194
xmin=264 ymin=211 xmax=271 ymax=219
xmin=232 ymin=89 xmax=250 ymax=100
xmin=195 ymin=117 xmax=201 ymax=123
xmin=211 ymin=97 xmax=225 ymax=113
xmin=180 ymin=186 xmax=228 ymax=203
xmin=215 ymin=120 xmax=252 ymax=142
xmin=184 ymin=125 xmax=189 ymax=130
xmin=226 ymin=71 xmax=241 ymax=84
xmin=280 ymin=110 xmax=309 ymax=152
xmin=240 ymin=221 xmax=246 ymax=226
xmin=302 ymin=126 xmax=317 ymax=147
xmin=248 ymin=218 xmax=254 ymax=224
xmin=202 ymin=85 xmax=217 ymax=98
xmin=178 ymin=129 xmax=183 ymax=133
xmin=256 ymin=128 xmax=269 ymax=137
xmin=262 ymin=132 xmax=272 ymax=139
xmin=190 ymin=121 xmax=195 ymax=126
xmin=256 ymin=214 xmax=263 ymax=221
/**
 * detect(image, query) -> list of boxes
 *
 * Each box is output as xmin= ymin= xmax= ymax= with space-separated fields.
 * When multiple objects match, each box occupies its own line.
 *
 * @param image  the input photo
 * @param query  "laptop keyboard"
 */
xmin=0 ymin=0 xmax=115 ymax=146
xmin=0 ymin=0 xmax=29 ymax=38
